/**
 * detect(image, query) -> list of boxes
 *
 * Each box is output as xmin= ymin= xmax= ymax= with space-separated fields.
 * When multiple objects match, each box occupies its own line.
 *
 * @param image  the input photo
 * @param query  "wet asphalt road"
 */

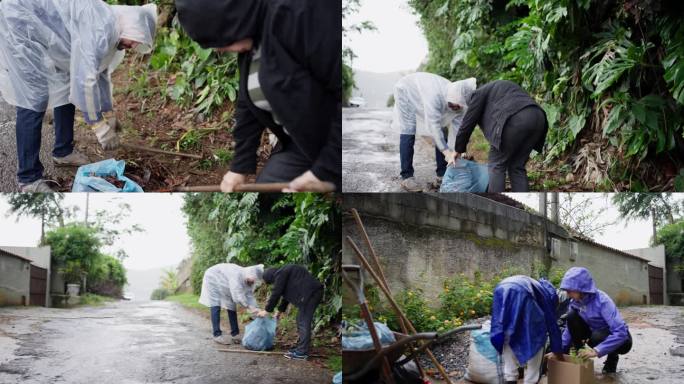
xmin=342 ymin=107 xmax=440 ymax=192
xmin=0 ymin=300 xmax=332 ymax=384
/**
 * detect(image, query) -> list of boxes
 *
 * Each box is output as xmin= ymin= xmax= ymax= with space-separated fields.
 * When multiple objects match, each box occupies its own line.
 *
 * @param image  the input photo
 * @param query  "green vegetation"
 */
xmin=351 ymin=264 xmax=567 ymax=333
xmin=79 ymin=293 xmax=115 ymax=307
xmin=408 ymin=0 xmax=684 ymax=188
xmin=43 ymin=224 xmax=128 ymax=297
xmin=182 ymin=193 xmax=341 ymax=330
xmin=656 ymin=220 xmax=684 ymax=272
xmin=343 ymin=0 xmax=376 ymax=105
xmin=165 ymin=293 xmax=206 ymax=311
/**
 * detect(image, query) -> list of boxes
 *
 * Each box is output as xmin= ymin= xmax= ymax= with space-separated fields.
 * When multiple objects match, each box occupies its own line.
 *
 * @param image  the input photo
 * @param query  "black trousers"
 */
xmin=294 ymin=288 xmax=323 ymax=355
xmin=257 ymin=140 xmax=341 ymax=191
xmin=487 ymin=106 xmax=546 ymax=192
xmin=565 ymin=309 xmax=632 ymax=357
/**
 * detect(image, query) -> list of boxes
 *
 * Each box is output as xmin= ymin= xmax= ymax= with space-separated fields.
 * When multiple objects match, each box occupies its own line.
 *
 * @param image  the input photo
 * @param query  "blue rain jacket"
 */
xmin=490 ymin=275 xmax=562 ymax=364
xmin=560 ymin=267 xmax=630 ymax=357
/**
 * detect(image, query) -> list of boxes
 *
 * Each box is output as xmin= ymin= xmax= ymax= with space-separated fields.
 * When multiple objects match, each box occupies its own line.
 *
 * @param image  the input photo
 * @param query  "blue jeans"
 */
xmin=210 ymin=306 xmax=239 ymax=337
xmin=16 ymin=104 xmax=76 ymax=183
xmin=399 ymin=134 xmax=447 ymax=179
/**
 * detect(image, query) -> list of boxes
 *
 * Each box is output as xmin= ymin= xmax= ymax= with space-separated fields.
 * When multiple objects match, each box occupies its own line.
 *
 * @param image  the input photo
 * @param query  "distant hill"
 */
xmin=352 ymin=69 xmax=411 ymax=108
xmin=125 ymin=266 xmax=175 ymax=301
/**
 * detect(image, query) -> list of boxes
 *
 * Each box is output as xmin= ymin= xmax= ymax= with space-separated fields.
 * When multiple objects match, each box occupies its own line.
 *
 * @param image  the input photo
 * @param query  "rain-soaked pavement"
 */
xmin=342 ymin=107 xmax=440 ymax=192
xmin=0 ymin=300 xmax=333 ymax=384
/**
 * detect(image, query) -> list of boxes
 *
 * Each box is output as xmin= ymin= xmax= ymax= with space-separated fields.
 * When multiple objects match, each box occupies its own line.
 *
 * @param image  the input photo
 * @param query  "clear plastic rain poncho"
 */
xmin=0 ymin=0 xmax=157 ymax=124
xmin=198 ymin=263 xmax=264 ymax=310
xmin=392 ymin=73 xmax=476 ymax=151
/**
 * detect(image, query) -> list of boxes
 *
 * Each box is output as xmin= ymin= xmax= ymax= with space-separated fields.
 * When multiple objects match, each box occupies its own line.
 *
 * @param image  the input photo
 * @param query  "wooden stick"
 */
xmin=350 ymin=208 xmax=424 ymax=378
xmin=346 ymin=236 xmax=453 ymax=384
xmin=216 ymin=349 xmax=323 ymax=358
xmin=173 ymin=182 xmax=337 ymax=193
xmin=121 ymin=143 xmax=203 ymax=160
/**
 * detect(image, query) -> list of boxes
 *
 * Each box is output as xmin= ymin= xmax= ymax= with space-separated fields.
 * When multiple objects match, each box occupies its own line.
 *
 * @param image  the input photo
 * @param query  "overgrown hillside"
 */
xmin=409 ymin=0 xmax=684 ymax=191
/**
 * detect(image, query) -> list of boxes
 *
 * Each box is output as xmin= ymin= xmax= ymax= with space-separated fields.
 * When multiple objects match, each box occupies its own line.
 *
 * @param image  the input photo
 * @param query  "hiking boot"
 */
xmin=284 ymin=351 xmax=308 ymax=360
xmin=602 ymin=354 xmax=619 ymax=374
xmin=400 ymin=177 xmax=423 ymax=192
xmin=231 ymin=335 xmax=242 ymax=344
xmin=53 ymin=150 xmax=90 ymax=167
xmin=18 ymin=179 xmax=55 ymax=192
xmin=213 ymin=335 xmax=232 ymax=345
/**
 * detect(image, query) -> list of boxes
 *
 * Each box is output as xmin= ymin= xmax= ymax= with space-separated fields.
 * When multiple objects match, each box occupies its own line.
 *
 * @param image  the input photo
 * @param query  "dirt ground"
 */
xmin=425 ymin=305 xmax=684 ymax=384
xmin=0 ymin=300 xmax=333 ymax=384
xmin=0 ymin=58 xmax=272 ymax=192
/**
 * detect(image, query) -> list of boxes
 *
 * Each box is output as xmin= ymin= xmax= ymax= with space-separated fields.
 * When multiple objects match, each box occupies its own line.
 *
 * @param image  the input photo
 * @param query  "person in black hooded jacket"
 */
xmin=258 ymin=265 xmax=323 ymax=360
xmin=451 ymin=80 xmax=548 ymax=192
xmin=174 ymin=0 xmax=341 ymax=192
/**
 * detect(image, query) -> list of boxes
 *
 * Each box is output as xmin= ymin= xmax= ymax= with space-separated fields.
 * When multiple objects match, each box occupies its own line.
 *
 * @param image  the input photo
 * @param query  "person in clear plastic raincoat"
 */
xmin=198 ymin=263 xmax=264 ymax=345
xmin=0 ymin=0 xmax=157 ymax=192
xmin=391 ymin=73 xmax=476 ymax=192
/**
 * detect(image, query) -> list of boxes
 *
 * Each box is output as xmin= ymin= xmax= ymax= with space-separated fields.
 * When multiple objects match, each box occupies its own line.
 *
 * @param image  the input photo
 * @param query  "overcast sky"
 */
xmin=505 ymin=193 xmax=664 ymax=250
xmin=345 ymin=0 xmax=428 ymax=73
xmin=0 ymin=194 xmax=190 ymax=271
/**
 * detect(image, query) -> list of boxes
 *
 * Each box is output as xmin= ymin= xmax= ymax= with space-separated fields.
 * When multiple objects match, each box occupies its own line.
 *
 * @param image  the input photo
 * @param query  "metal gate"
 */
xmin=648 ymin=265 xmax=664 ymax=305
xmin=29 ymin=265 xmax=47 ymax=306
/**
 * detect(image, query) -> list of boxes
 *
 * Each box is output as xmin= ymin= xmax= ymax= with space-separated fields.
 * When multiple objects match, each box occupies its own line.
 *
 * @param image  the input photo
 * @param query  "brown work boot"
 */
xmin=53 ymin=150 xmax=90 ymax=167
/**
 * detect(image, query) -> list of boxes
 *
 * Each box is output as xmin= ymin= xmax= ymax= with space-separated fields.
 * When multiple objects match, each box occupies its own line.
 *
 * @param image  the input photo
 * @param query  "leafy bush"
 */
xmin=88 ymin=255 xmax=127 ymax=297
xmin=43 ymin=224 xmax=102 ymax=284
xmin=151 ymin=288 xmax=171 ymax=300
xmin=150 ymin=25 xmax=239 ymax=115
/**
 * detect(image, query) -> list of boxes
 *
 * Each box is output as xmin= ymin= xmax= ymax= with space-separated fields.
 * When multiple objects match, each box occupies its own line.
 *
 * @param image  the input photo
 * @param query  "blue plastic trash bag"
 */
xmin=242 ymin=317 xmax=277 ymax=351
xmin=72 ymin=159 xmax=143 ymax=192
xmin=439 ymin=158 xmax=489 ymax=192
xmin=332 ymin=371 xmax=342 ymax=384
xmin=341 ymin=321 xmax=395 ymax=350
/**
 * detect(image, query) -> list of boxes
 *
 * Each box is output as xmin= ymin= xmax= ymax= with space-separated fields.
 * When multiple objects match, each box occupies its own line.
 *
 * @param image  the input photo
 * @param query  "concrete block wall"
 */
xmin=343 ymin=194 xmax=547 ymax=305
xmin=0 ymin=254 xmax=30 ymax=306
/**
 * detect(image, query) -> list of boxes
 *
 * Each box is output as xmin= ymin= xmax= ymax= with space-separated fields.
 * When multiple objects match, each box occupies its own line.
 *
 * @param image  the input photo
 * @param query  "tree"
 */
xmin=43 ymin=224 xmax=101 ymax=286
xmin=6 ymin=193 xmax=67 ymax=241
xmin=160 ymin=268 xmax=178 ymax=292
xmin=559 ymin=193 xmax=616 ymax=239
xmin=613 ymin=193 xmax=683 ymax=226
xmin=656 ymin=221 xmax=684 ymax=272
xmin=89 ymin=201 xmax=145 ymax=261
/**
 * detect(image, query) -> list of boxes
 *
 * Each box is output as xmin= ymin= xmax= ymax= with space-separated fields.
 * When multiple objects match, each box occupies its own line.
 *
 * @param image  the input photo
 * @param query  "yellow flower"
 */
xmin=444 ymin=319 xmax=451 ymax=324
xmin=430 ymin=315 xmax=437 ymax=321
xmin=408 ymin=291 xmax=413 ymax=297
xmin=438 ymin=327 xmax=445 ymax=331
xmin=469 ymin=309 xmax=476 ymax=316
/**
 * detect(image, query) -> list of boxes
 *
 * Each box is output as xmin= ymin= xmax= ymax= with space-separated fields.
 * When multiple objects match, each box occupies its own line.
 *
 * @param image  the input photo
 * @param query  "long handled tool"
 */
xmin=173 ymin=181 xmax=337 ymax=193
xmin=350 ymin=208 xmax=425 ymax=378
xmin=216 ymin=349 xmax=323 ymax=358
xmin=346 ymin=235 xmax=454 ymax=384
xmin=121 ymin=143 xmax=203 ymax=160
xmin=342 ymin=264 xmax=395 ymax=384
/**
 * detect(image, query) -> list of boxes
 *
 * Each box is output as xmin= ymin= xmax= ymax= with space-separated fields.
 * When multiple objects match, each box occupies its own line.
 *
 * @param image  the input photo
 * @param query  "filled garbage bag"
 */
xmin=72 ymin=159 xmax=143 ymax=192
xmin=464 ymin=321 xmax=502 ymax=384
xmin=242 ymin=317 xmax=277 ymax=351
xmin=439 ymin=158 xmax=489 ymax=192
xmin=341 ymin=321 xmax=395 ymax=350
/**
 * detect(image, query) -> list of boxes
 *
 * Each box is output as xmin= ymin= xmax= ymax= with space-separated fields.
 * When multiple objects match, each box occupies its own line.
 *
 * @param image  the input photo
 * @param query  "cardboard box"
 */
xmin=547 ymin=354 xmax=595 ymax=384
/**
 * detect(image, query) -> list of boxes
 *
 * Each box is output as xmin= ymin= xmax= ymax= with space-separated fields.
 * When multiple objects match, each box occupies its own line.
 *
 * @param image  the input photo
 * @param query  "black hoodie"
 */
xmin=175 ymin=0 xmax=341 ymax=188
xmin=262 ymin=265 xmax=323 ymax=313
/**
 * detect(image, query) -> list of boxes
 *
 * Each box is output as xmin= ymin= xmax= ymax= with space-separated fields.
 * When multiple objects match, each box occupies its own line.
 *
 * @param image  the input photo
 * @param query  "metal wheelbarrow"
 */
xmin=342 ymin=264 xmax=481 ymax=383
